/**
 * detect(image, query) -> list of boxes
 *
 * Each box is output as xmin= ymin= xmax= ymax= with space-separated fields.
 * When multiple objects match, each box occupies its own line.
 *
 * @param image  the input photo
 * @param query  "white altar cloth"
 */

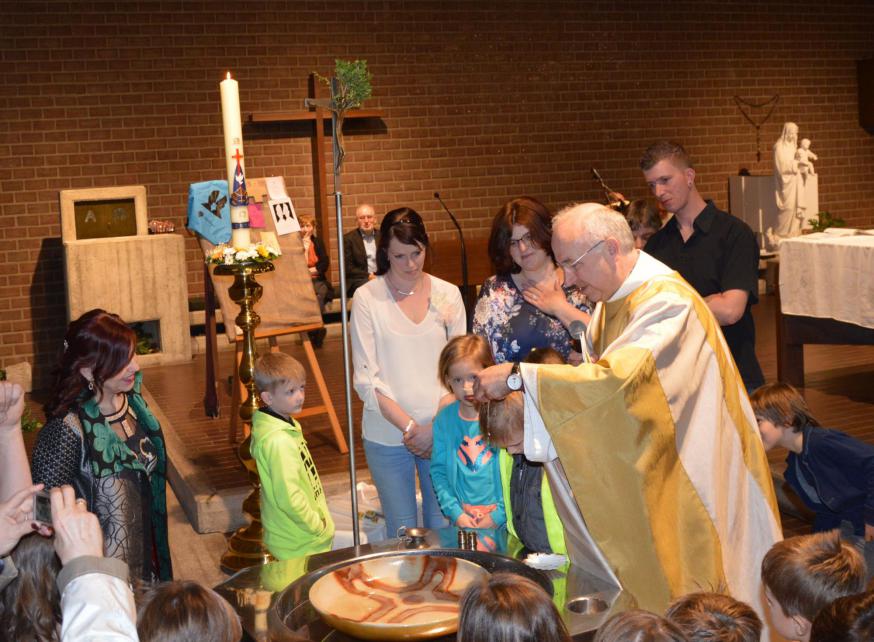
xmin=779 ymin=232 xmax=874 ymax=329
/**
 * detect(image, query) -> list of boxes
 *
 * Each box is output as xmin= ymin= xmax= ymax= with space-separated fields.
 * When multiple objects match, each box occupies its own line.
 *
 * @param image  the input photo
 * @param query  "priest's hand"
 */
xmin=474 ymin=363 xmax=513 ymax=402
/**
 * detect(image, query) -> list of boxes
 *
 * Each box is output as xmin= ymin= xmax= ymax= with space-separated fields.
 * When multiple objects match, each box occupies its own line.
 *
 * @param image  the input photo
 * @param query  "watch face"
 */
xmin=507 ymin=373 xmax=523 ymax=391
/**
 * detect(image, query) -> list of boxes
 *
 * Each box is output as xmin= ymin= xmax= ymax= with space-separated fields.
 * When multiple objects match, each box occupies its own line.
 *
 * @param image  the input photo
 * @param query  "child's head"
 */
xmin=801 ymin=138 xmax=811 ymax=150
xmin=254 ymin=352 xmax=306 ymax=417
xmin=480 ymin=391 xmax=524 ymax=454
xmin=524 ymin=346 xmax=565 ymax=364
xmin=811 ymin=590 xmax=874 ymax=642
xmin=137 ymin=580 xmax=242 ymax=642
xmin=625 ymin=199 xmax=662 ymax=249
xmin=457 ymin=572 xmax=570 ymax=642
xmin=594 ymin=609 xmax=689 ymax=642
xmin=750 ymin=382 xmax=820 ymax=450
xmin=761 ymin=530 xmax=866 ymax=642
xmin=665 ymin=592 xmax=762 ymax=642
xmin=438 ymin=335 xmax=494 ymax=402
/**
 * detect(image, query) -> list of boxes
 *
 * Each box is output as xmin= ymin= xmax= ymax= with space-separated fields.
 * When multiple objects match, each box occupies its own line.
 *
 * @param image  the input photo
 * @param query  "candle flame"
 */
xmin=226 ymin=71 xmax=231 ymax=80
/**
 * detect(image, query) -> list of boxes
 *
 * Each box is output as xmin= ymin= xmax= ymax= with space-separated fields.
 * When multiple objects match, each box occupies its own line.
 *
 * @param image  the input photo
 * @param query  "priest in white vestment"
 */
xmin=474 ymin=203 xmax=782 ymax=616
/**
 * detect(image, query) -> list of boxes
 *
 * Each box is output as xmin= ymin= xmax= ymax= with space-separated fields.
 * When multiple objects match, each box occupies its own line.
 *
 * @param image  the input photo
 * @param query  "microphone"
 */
xmin=434 ymin=193 xmax=472 ymax=329
xmin=434 ymin=192 xmax=461 ymax=232
xmin=568 ymin=320 xmax=590 ymax=363
xmin=569 ymin=320 xmax=586 ymax=339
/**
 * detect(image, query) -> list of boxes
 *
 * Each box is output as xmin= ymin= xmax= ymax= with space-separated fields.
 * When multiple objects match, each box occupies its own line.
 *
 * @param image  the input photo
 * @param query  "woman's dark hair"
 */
xmin=0 ymin=533 xmax=62 ymax=641
xmin=457 ymin=573 xmax=570 ymax=642
xmin=488 ymin=196 xmax=555 ymax=276
xmin=375 ymin=207 xmax=429 ymax=275
xmin=625 ymin=199 xmax=662 ymax=233
xmin=137 ymin=580 xmax=242 ymax=642
xmin=45 ymin=308 xmax=136 ymax=418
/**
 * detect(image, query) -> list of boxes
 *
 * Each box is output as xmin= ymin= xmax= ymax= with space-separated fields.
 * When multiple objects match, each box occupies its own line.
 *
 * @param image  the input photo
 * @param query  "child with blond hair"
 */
xmin=251 ymin=352 xmax=334 ymax=559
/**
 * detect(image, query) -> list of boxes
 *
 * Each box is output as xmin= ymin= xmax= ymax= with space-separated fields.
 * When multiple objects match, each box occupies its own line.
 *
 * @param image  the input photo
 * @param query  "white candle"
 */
xmin=220 ymin=72 xmax=251 ymax=248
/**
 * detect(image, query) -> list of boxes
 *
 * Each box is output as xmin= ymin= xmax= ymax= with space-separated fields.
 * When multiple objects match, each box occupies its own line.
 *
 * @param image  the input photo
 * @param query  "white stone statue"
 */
xmin=771 ymin=122 xmax=817 ymax=242
xmin=795 ymin=138 xmax=817 ymax=181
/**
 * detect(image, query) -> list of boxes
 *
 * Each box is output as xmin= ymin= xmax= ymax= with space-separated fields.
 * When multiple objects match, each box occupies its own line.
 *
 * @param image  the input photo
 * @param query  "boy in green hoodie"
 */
xmin=251 ymin=352 xmax=334 ymax=559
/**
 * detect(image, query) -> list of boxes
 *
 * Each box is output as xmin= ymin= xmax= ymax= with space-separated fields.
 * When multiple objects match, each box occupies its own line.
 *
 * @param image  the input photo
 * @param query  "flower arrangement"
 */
xmin=205 ymin=241 xmax=281 ymax=266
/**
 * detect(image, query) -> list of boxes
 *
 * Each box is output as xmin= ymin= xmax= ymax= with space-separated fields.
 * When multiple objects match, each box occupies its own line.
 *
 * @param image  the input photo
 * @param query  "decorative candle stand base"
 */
xmin=216 ymin=261 xmax=276 ymax=574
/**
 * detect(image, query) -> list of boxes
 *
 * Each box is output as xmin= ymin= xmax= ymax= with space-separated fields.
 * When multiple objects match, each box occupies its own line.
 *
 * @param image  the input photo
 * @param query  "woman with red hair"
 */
xmin=32 ymin=309 xmax=172 ymax=583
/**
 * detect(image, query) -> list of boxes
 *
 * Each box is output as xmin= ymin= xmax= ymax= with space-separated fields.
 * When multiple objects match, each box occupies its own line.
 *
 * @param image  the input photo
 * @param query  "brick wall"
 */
xmin=2 ymin=0 xmax=873 ymax=385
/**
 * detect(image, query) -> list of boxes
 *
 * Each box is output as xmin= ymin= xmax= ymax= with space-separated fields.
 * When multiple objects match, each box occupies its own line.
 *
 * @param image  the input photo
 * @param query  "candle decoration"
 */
xmin=220 ymin=72 xmax=251 ymax=248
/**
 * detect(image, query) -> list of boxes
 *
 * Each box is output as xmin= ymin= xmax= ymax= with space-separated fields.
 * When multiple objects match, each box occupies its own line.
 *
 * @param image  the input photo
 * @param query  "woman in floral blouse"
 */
xmin=32 ymin=309 xmax=171 ymax=583
xmin=473 ymin=196 xmax=591 ymax=364
xmin=350 ymin=208 xmax=467 ymax=536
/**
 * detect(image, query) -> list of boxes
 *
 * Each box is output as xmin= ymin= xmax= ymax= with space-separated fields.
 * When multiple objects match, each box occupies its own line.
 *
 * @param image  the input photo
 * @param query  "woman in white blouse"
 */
xmin=351 ymin=208 xmax=466 ymax=536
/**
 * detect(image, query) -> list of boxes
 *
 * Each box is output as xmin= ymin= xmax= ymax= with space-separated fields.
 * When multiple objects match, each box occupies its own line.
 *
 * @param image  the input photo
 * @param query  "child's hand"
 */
xmin=456 ymin=513 xmax=477 ymax=529
xmin=477 ymin=513 xmax=497 ymax=529
xmin=0 ymin=382 xmax=25 ymax=433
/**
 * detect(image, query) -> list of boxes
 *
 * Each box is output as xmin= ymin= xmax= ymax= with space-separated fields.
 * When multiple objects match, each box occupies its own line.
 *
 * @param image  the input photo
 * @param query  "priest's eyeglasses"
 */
xmin=560 ymin=239 xmax=605 ymax=270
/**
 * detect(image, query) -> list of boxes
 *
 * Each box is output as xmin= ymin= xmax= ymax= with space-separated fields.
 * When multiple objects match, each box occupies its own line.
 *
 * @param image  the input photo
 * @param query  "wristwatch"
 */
xmin=506 ymin=361 xmax=523 ymax=391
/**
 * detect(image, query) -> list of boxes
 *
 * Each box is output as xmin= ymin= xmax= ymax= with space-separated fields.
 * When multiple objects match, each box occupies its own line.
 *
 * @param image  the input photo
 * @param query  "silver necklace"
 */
xmin=387 ymin=274 xmax=419 ymax=296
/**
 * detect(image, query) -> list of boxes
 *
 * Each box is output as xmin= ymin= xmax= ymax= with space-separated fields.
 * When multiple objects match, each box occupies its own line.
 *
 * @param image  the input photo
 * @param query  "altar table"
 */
xmin=777 ymin=232 xmax=874 ymax=386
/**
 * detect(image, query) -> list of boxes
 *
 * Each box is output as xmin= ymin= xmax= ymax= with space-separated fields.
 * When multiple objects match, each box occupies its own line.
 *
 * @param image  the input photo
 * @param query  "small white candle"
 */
xmin=220 ymin=72 xmax=251 ymax=248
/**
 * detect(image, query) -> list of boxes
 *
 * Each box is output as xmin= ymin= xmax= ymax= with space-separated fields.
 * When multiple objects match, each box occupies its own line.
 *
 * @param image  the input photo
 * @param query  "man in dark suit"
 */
xmin=343 ymin=204 xmax=379 ymax=298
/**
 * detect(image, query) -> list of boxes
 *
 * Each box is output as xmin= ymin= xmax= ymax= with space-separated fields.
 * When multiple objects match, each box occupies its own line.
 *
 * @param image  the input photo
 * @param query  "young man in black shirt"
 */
xmin=640 ymin=141 xmax=764 ymax=392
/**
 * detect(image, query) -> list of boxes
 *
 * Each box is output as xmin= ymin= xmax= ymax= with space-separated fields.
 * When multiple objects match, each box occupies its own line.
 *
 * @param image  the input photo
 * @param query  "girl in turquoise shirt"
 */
xmin=430 ymin=335 xmax=505 ymax=529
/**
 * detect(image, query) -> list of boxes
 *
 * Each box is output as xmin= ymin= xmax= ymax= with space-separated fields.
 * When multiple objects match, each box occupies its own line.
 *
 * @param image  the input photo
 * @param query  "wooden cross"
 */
xmin=246 ymin=74 xmax=384 ymax=260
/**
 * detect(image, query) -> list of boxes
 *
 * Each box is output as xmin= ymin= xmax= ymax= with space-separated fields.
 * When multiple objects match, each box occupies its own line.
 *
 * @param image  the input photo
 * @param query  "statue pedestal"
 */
xmin=798 ymin=173 xmax=819 ymax=225
xmin=729 ymin=174 xmax=818 ymax=250
xmin=729 ymin=176 xmax=779 ymax=249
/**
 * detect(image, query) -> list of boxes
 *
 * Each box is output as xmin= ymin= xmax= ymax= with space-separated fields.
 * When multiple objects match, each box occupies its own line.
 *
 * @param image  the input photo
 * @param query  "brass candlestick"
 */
xmin=217 ymin=260 xmax=275 ymax=574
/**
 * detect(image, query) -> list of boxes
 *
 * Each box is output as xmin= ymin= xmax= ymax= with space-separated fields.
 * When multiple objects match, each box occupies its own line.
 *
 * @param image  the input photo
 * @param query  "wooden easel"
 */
xmin=198 ymin=177 xmax=348 ymax=454
xmin=202 ymin=262 xmax=348 ymax=454
xmin=225 ymin=323 xmax=347 ymax=452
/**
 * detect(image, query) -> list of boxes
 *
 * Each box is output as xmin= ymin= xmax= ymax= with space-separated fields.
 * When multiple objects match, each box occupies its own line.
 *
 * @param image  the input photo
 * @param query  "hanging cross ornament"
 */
xmin=733 ymin=95 xmax=780 ymax=162
xmin=305 ymin=59 xmax=373 ymax=176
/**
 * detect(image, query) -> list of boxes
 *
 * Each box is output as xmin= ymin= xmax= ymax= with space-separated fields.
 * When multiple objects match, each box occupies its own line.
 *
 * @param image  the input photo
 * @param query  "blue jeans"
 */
xmin=363 ymin=439 xmax=447 ymax=537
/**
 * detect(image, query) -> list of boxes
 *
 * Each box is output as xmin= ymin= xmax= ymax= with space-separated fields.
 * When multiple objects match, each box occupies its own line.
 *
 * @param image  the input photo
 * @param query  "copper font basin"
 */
xmin=308 ymin=553 xmax=488 ymax=640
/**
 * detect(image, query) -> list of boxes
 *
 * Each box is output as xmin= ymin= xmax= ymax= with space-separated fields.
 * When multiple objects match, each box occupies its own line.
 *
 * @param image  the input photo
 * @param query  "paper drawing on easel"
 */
xmin=269 ymin=198 xmax=300 ymax=235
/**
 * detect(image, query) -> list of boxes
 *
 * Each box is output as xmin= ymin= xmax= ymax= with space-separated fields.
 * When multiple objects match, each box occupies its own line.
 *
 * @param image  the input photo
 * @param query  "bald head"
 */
xmin=552 ymin=203 xmax=637 ymax=302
